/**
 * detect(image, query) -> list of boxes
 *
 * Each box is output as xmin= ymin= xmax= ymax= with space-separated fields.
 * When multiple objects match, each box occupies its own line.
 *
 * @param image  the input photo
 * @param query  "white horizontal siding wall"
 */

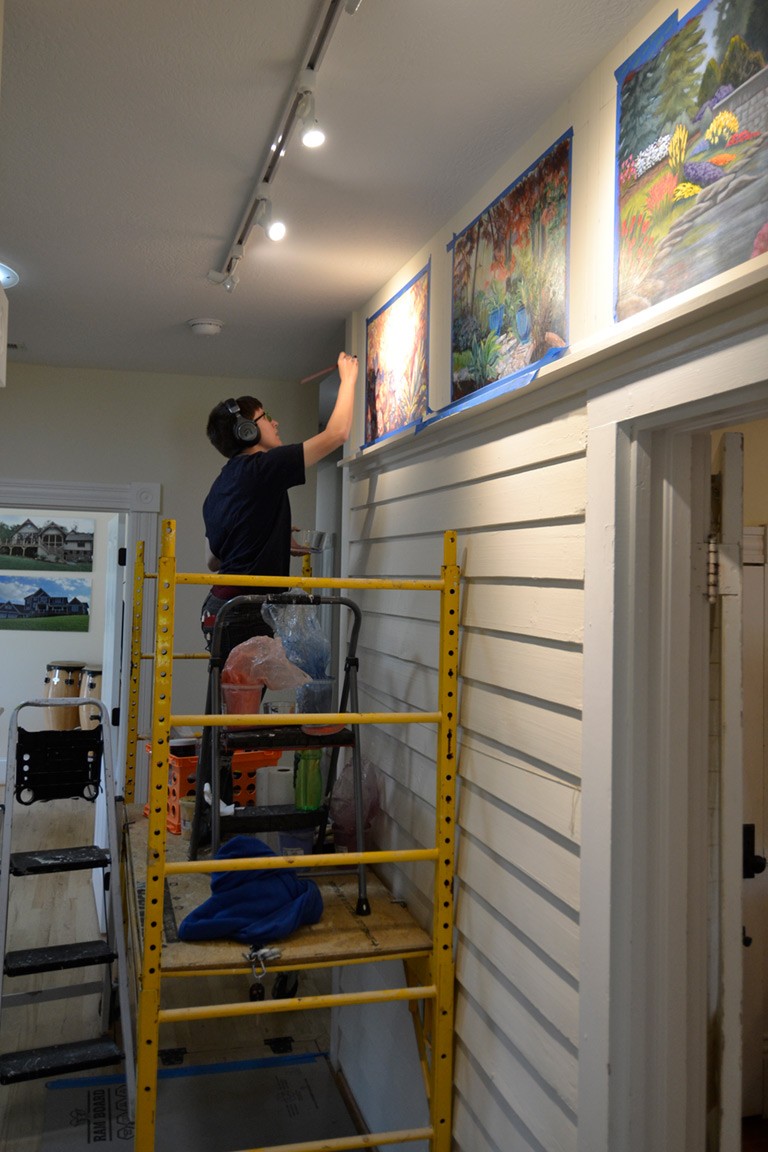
xmin=338 ymin=394 xmax=585 ymax=1152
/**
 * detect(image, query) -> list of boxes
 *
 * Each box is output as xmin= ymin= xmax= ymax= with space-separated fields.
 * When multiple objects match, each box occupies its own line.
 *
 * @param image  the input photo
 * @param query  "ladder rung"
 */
xmin=0 ymin=1037 xmax=123 ymax=1084
xmin=220 ymin=804 xmax=323 ymax=833
xmin=4 ymin=940 xmax=116 ymax=976
xmin=9 ymin=845 xmax=111 ymax=875
xmin=1 ymin=702 xmax=135 ymax=1118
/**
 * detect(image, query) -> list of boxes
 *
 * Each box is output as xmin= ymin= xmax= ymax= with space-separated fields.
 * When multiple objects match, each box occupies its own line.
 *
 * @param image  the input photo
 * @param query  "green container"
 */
xmin=295 ymin=749 xmax=323 ymax=811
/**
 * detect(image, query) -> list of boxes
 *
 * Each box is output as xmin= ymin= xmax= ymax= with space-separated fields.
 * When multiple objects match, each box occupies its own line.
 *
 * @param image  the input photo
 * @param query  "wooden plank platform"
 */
xmin=122 ymin=805 xmax=432 ymax=974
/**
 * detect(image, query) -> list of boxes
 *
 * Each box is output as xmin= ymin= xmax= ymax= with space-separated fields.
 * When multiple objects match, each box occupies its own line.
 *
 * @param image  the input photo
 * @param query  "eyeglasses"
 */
xmin=254 ymin=410 xmax=272 ymax=424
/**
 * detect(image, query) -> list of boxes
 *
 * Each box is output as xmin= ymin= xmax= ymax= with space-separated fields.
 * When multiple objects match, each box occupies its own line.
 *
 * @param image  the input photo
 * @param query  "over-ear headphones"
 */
xmin=225 ymin=398 xmax=260 ymax=445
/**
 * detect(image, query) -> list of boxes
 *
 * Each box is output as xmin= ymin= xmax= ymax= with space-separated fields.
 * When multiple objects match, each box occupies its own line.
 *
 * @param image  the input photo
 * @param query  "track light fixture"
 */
xmin=207 ymin=245 xmax=244 ymax=291
xmin=206 ymin=1 xmax=362 ymax=285
xmin=254 ymin=184 xmax=286 ymax=241
xmin=297 ymin=70 xmax=326 ymax=148
xmin=301 ymin=111 xmax=325 ymax=148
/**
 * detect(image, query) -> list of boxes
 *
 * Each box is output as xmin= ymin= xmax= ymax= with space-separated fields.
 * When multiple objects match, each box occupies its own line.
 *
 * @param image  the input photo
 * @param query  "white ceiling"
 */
xmin=0 ymin=0 xmax=659 ymax=384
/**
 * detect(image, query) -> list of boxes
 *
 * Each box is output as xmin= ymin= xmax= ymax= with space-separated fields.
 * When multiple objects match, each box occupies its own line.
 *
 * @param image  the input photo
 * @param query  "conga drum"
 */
xmin=78 ymin=666 xmax=103 ymax=730
xmin=43 ymin=661 xmax=85 ymax=730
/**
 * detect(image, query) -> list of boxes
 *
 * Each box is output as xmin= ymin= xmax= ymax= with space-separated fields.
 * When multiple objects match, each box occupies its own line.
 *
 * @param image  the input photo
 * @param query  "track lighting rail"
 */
xmin=208 ymin=0 xmax=352 ymax=284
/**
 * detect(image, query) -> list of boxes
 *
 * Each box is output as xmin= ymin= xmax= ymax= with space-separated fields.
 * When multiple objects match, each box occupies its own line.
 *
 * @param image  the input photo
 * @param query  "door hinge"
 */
xmin=706 ymin=534 xmax=740 ymax=603
xmin=707 ymin=535 xmax=718 ymax=603
xmin=118 ymin=547 xmax=127 ymax=566
xmin=111 ymin=707 xmax=120 ymax=728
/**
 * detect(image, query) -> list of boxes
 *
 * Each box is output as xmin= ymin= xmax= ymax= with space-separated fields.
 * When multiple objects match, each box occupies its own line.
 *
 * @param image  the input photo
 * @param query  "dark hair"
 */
xmin=206 ymin=395 xmax=262 ymax=458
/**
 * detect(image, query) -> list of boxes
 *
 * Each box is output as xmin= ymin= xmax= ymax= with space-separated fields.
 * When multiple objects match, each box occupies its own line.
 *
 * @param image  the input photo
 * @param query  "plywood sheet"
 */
xmin=123 ymin=806 xmax=432 ymax=974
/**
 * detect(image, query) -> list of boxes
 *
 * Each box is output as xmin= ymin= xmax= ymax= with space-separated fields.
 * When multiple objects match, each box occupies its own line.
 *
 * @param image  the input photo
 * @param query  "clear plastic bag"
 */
xmin=261 ymin=593 xmax=331 ymax=680
xmin=329 ymin=754 xmax=381 ymax=848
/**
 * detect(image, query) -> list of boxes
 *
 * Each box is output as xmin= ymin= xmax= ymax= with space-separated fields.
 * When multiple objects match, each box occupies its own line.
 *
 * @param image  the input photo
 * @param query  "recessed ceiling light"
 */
xmin=0 ymin=262 xmax=20 ymax=289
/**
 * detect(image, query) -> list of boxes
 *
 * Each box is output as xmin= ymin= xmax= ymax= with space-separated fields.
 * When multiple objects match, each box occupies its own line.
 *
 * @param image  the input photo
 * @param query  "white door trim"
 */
xmin=713 ymin=433 xmax=746 ymax=1150
xmin=742 ymin=537 xmax=768 ymax=1117
xmin=580 ymin=312 xmax=768 ymax=1152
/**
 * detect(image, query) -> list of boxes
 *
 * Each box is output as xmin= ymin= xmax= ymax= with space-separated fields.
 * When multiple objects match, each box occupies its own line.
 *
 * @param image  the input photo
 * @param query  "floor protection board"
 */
xmin=42 ymin=1053 xmax=358 ymax=1151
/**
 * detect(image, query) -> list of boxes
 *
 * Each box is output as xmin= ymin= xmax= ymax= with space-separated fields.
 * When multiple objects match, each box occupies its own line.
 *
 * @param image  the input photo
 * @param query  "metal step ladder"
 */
xmin=196 ymin=592 xmax=372 ymax=913
xmin=0 ymin=699 xmax=135 ymax=1114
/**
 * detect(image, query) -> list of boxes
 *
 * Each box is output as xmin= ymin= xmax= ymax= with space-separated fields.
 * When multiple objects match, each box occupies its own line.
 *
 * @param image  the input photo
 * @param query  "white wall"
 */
xmin=331 ymin=1 xmax=768 ymax=1150
xmin=1 ymin=0 xmax=766 ymax=1146
xmin=341 ymin=0 xmax=688 ymax=450
xmin=716 ymin=417 xmax=768 ymax=526
xmin=0 ymin=362 xmax=323 ymax=739
xmin=338 ymin=391 xmax=584 ymax=1152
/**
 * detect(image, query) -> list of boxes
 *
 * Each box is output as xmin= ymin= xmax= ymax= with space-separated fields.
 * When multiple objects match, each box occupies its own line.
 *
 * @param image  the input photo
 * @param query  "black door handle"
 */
xmin=743 ymin=823 xmax=767 ymax=879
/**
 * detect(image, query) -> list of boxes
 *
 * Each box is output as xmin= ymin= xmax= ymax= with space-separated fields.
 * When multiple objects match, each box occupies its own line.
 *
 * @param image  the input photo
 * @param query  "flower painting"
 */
xmin=615 ymin=0 xmax=768 ymax=319
xmin=365 ymin=263 xmax=430 ymax=445
xmin=450 ymin=131 xmax=571 ymax=403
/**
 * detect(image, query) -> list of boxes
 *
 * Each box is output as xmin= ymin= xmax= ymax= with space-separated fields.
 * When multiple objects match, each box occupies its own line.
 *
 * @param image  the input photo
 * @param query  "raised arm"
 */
xmin=302 ymin=351 xmax=358 ymax=468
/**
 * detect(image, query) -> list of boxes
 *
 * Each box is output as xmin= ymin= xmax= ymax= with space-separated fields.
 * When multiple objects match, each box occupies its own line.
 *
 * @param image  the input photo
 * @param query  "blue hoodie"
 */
xmin=178 ymin=835 xmax=323 ymax=945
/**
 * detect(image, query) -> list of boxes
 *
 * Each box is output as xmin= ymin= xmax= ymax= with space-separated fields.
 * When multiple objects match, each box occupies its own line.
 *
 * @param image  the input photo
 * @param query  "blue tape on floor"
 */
xmin=46 ymin=1049 xmax=330 ymax=1089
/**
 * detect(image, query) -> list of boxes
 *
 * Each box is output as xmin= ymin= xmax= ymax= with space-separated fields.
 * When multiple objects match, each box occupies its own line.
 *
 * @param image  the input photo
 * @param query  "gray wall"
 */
xmin=0 ymin=361 xmax=323 ymax=727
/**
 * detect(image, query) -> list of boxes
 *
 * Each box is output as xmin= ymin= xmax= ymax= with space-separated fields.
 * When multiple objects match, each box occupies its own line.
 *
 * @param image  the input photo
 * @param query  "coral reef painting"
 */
xmin=365 ymin=263 xmax=430 ymax=445
xmin=616 ymin=0 xmax=768 ymax=319
xmin=450 ymin=131 xmax=571 ymax=403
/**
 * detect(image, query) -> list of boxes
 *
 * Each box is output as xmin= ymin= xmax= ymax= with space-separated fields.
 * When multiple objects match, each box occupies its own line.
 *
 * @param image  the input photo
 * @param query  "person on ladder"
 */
xmin=191 ymin=352 xmax=358 ymax=963
xmin=201 ymin=350 xmax=357 ymax=651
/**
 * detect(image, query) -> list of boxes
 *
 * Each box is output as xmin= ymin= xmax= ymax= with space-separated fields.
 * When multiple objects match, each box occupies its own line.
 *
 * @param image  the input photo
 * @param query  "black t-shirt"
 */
xmin=203 ymin=444 xmax=306 ymax=583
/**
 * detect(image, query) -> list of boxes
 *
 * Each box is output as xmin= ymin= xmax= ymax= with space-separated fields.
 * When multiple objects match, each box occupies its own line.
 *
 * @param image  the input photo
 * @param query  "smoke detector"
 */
xmin=187 ymin=318 xmax=223 ymax=336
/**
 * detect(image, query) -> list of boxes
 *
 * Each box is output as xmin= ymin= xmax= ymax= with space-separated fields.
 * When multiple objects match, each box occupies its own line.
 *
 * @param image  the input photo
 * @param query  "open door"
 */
xmin=742 ymin=528 xmax=768 ymax=1127
xmin=709 ymin=432 xmax=744 ymax=1151
xmin=100 ymin=513 xmax=127 ymax=783
xmin=92 ymin=513 xmax=127 ymax=928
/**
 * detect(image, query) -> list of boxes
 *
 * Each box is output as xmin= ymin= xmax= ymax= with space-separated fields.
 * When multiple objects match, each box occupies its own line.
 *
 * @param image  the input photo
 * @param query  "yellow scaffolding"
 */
xmin=129 ymin=518 xmax=460 ymax=1152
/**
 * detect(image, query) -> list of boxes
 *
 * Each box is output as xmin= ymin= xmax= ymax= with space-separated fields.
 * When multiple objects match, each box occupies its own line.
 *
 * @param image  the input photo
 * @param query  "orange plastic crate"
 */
xmin=232 ymin=749 xmax=281 ymax=808
xmin=144 ymin=745 xmax=280 ymax=830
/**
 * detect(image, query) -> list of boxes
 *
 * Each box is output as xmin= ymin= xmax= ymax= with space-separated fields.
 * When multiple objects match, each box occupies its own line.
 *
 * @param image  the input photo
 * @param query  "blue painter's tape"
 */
xmin=416 ymin=344 xmax=568 ymax=433
xmin=614 ymin=11 xmax=679 ymax=84
xmin=355 ymin=345 xmax=568 ymax=453
xmin=46 ymin=1051 xmax=328 ymax=1089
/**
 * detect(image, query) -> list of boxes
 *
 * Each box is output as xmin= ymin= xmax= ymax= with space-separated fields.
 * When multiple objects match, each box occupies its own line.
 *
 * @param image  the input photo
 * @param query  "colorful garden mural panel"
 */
xmin=450 ymin=131 xmax=571 ymax=403
xmin=616 ymin=0 xmax=768 ymax=319
xmin=365 ymin=262 xmax=430 ymax=445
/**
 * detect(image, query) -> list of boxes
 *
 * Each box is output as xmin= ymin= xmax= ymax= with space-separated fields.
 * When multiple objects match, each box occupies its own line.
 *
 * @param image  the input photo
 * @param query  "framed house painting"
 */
xmin=0 ymin=511 xmax=95 ymax=572
xmin=0 ymin=511 xmax=95 ymax=632
xmin=615 ymin=0 xmax=768 ymax=320
xmin=450 ymin=130 xmax=571 ymax=403
xmin=365 ymin=262 xmax=430 ymax=446
xmin=0 ymin=575 xmax=91 ymax=632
